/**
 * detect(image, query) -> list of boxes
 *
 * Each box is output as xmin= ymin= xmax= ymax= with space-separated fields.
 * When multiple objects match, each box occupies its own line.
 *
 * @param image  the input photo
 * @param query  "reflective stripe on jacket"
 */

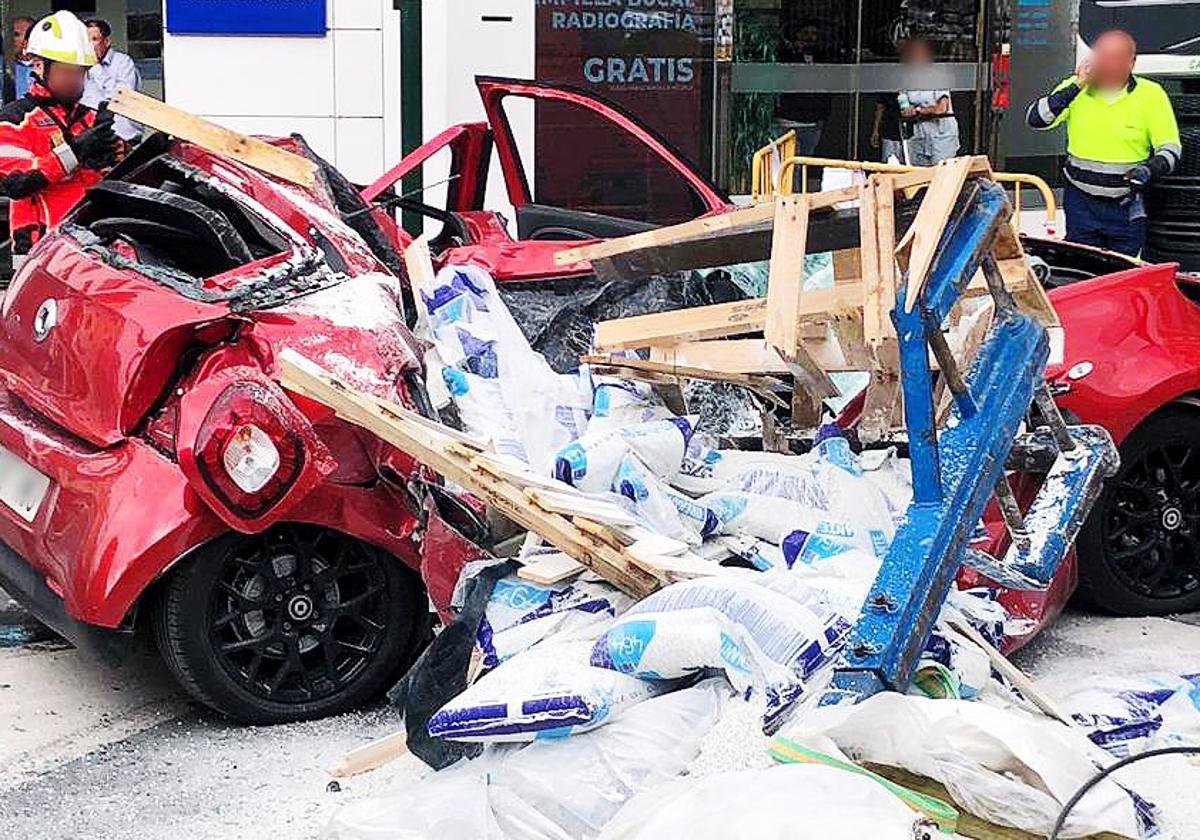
xmin=1027 ymin=75 xmax=1181 ymax=200
xmin=0 ymin=81 xmax=103 ymax=252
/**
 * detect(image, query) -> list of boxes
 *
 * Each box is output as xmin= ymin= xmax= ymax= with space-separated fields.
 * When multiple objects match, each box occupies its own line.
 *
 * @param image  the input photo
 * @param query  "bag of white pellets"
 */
xmin=429 ymin=639 xmax=668 ymax=743
xmin=476 ymin=574 xmax=634 ymax=669
xmin=591 ymin=574 xmax=851 ymax=726
xmin=554 ymin=417 xmax=693 ymax=492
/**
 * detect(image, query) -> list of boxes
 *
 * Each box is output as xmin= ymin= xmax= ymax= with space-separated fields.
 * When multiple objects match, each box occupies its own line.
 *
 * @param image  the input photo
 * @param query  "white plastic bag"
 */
xmin=323 ymin=680 xmax=728 ymax=840
xmin=780 ymin=692 xmax=1145 ymax=838
xmin=428 ymin=639 xmax=668 ymax=743
xmin=477 ymin=574 xmax=634 ymax=668
xmin=698 ymin=490 xmax=883 ymax=564
xmin=613 ymin=454 xmax=701 ymax=544
xmin=419 ymin=265 xmax=591 ymax=472
xmin=1064 ymin=673 xmax=1200 ymax=758
xmin=598 ymin=763 xmax=928 ymax=840
xmin=589 ymin=378 xmax=671 ymax=434
xmin=591 ymin=574 xmax=851 ymax=726
xmin=555 ymin=417 xmax=693 ymax=491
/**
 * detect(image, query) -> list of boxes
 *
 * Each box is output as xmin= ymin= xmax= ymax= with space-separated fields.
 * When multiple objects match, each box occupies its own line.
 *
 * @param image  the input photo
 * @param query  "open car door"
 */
xmin=475 ymin=76 xmax=729 ymax=242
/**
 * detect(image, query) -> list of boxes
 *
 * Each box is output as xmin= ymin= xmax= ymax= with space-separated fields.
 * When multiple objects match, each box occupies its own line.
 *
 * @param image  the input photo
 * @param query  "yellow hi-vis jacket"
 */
xmin=1027 ymin=74 xmax=1181 ymax=199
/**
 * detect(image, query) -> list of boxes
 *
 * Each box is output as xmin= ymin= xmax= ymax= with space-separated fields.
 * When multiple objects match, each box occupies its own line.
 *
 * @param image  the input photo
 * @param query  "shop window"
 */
xmin=524 ymin=98 xmax=708 ymax=227
xmin=127 ymin=0 xmax=163 ymax=99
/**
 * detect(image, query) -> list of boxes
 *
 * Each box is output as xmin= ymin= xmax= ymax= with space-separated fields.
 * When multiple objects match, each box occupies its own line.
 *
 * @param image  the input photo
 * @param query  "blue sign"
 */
xmin=166 ymin=0 xmax=327 ymax=36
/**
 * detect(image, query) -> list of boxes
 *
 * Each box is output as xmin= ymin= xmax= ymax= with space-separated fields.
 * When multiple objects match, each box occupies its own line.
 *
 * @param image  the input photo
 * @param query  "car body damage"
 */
xmin=0 ymin=132 xmax=478 ymax=673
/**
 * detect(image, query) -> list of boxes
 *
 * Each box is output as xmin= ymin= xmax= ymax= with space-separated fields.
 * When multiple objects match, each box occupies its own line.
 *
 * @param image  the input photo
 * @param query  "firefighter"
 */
xmin=1026 ymin=29 xmax=1180 ymax=256
xmin=0 ymin=11 xmax=117 ymax=257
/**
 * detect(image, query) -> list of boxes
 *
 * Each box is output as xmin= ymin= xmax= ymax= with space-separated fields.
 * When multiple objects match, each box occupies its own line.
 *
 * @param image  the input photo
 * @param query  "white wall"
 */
xmin=421 ymin=1 xmax=534 ymax=226
xmin=162 ymin=0 xmax=401 ymax=185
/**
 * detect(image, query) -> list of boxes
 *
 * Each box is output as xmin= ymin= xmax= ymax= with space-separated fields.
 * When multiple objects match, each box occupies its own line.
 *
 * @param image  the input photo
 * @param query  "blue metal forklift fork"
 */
xmin=826 ymin=179 xmax=1117 ymax=702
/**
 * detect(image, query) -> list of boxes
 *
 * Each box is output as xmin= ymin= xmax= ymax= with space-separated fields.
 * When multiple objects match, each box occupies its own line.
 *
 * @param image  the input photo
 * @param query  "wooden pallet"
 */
xmin=574 ymin=157 xmax=1058 ymax=435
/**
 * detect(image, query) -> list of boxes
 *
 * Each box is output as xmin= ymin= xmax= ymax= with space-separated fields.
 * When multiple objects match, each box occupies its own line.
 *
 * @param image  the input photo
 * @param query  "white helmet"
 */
xmin=27 ymin=11 xmax=96 ymax=67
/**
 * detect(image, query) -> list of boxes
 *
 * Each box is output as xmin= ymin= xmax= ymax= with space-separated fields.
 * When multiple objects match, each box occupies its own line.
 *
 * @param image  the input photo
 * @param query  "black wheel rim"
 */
xmin=208 ymin=526 xmax=389 ymax=704
xmin=1103 ymin=444 xmax=1200 ymax=601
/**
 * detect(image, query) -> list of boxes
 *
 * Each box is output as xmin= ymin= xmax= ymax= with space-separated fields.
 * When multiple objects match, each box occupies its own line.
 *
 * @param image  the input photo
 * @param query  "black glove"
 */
xmin=69 ymin=118 xmax=118 ymax=170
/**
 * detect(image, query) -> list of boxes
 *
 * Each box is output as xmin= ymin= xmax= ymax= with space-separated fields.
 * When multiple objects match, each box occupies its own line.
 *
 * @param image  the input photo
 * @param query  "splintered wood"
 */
xmin=280 ymin=349 xmax=675 ymax=598
xmin=583 ymin=155 xmax=1055 ymax=434
xmin=109 ymin=87 xmax=318 ymax=187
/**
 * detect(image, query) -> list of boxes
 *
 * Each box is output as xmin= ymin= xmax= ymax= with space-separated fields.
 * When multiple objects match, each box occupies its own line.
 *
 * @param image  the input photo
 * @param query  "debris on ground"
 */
xmin=273 ymin=160 xmax=1193 ymax=839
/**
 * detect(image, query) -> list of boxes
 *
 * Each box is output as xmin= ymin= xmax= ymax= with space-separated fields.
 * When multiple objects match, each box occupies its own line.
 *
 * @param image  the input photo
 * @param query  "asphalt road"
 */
xmin=2 ymin=587 xmax=1199 ymax=839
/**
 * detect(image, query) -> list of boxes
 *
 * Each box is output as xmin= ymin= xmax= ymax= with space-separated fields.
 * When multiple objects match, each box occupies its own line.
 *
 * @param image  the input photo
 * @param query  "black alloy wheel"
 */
xmin=1077 ymin=410 xmax=1200 ymax=615
xmin=154 ymin=525 xmax=426 ymax=723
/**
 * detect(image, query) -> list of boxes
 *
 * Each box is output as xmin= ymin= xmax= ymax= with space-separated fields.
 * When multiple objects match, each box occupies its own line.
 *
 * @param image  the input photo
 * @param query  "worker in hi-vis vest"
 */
xmin=1026 ymin=29 xmax=1180 ymax=256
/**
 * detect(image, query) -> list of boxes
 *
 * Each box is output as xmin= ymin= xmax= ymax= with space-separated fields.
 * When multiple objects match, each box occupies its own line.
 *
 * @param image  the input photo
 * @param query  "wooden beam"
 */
xmin=552 ymin=182 xmax=863 ymax=267
xmin=872 ymin=177 xmax=899 ymax=341
xmin=766 ymin=193 xmax=811 ymax=357
xmin=897 ymin=157 xmax=977 ymax=311
xmin=594 ymin=298 xmax=767 ymax=350
xmin=280 ymin=350 xmax=660 ymax=597
xmin=592 ymin=285 xmax=868 ymax=352
xmin=331 ymin=731 xmax=410 ymax=778
xmin=765 ymin=193 xmax=838 ymax=402
xmin=651 ymin=339 xmax=788 ymax=374
xmin=109 ymin=86 xmax=318 ymax=187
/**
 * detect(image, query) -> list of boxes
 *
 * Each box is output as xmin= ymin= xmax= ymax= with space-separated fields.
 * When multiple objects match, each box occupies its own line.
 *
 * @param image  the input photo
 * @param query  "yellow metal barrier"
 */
xmin=750 ymin=130 xmax=796 ymax=202
xmin=752 ymin=146 xmax=1058 ymax=236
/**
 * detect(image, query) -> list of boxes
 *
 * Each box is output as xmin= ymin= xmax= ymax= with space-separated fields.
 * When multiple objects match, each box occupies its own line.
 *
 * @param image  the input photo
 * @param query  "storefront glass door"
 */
xmin=724 ymin=0 xmax=990 ymax=194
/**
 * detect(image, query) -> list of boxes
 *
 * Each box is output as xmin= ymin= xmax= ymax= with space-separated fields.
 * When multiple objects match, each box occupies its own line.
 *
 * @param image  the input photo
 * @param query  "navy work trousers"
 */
xmin=1063 ymin=183 xmax=1146 ymax=257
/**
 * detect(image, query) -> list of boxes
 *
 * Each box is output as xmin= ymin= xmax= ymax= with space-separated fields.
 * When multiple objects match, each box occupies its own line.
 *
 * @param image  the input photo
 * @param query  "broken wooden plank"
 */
xmin=279 ymin=350 xmax=659 ymax=597
xmin=518 ymin=552 xmax=585 ymax=585
xmin=525 ymin=488 xmax=638 ymax=528
xmin=592 ymin=285 xmax=867 ymax=351
xmin=766 ymin=194 xmax=811 ymax=358
xmin=109 ymin=86 xmax=318 ymax=187
xmin=331 ymin=731 xmax=409 ymax=779
xmin=863 ymin=764 xmax=1132 ymax=840
xmin=832 ymin=247 xmax=862 ymax=284
xmin=897 ymin=157 xmax=977 ymax=311
xmin=944 ymin=615 xmax=1074 ymax=727
xmin=552 ymin=183 xmax=863 ymax=267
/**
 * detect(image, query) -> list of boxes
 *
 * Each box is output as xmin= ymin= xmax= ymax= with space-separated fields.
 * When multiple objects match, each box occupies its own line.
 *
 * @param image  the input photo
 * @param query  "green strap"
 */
xmin=768 ymin=735 xmax=959 ymax=834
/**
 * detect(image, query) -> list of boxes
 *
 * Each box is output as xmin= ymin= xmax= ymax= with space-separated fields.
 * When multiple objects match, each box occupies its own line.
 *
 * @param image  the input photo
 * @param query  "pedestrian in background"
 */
xmin=1026 ymin=29 xmax=1179 ymax=256
xmin=11 ymin=17 xmax=35 ymax=100
xmin=870 ymin=39 xmax=907 ymax=163
xmin=81 ymin=18 xmax=141 ymax=144
xmin=896 ymin=37 xmax=961 ymax=166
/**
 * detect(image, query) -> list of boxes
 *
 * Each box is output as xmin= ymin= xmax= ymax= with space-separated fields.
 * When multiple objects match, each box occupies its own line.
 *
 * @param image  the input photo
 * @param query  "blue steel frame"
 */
xmin=826 ymin=179 xmax=1111 ymax=701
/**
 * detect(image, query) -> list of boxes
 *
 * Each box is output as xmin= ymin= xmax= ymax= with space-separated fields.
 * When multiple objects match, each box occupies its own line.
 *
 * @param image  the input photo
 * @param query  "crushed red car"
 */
xmin=2 ymin=77 xmax=1199 ymax=725
xmin=0 ymin=133 xmax=484 ymax=723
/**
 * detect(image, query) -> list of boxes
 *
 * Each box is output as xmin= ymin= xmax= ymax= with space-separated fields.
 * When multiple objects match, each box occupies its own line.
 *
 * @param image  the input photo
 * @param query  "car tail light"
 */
xmin=195 ymin=381 xmax=306 ymax=517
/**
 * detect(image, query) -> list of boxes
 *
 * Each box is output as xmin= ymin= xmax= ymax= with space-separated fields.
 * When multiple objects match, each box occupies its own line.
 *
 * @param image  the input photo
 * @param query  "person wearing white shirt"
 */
xmin=81 ymin=18 xmax=141 ymax=143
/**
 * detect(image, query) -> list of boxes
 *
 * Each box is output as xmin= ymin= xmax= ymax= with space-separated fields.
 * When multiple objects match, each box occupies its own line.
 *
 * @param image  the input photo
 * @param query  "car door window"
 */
xmin=503 ymin=96 xmax=710 ymax=226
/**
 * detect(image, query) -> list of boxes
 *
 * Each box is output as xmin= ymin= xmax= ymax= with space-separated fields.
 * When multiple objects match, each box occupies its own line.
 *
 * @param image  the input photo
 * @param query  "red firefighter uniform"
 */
xmin=0 ymin=81 xmax=104 ymax=253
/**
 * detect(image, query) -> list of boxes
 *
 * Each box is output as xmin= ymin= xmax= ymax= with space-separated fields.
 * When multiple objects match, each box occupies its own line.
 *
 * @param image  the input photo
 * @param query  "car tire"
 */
xmin=1076 ymin=408 xmax=1200 ymax=616
xmin=153 ymin=524 xmax=427 ymax=724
